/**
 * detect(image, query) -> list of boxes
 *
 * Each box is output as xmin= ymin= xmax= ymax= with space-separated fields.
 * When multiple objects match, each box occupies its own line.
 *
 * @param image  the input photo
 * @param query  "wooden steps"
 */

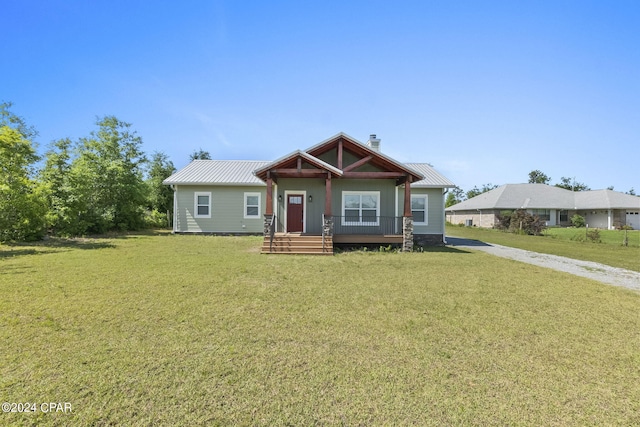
xmin=262 ymin=234 xmax=333 ymax=255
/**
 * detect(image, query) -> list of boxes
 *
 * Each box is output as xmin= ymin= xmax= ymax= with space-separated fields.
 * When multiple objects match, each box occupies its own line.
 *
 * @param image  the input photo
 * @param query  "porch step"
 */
xmin=261 ymin=234 xmax=333 ymax=255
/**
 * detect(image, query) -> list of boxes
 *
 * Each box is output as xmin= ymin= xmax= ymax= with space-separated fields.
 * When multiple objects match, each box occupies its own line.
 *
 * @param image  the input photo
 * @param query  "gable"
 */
xmin=304 ymin=133 xmax=423 ymax=181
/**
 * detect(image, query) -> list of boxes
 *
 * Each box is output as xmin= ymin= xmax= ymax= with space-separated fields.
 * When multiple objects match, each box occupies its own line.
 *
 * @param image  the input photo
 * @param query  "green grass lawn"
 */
xmin=447 ymin=225 xmax=640 ymax=272
xmin=2 ymin=233 xmax=640 ymax=426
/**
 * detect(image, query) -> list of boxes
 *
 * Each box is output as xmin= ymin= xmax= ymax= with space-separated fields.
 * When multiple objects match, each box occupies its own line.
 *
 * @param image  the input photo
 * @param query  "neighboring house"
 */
xmin=164 ymin=133 xmax=455 ymax=252
xmin=446 ymin=183 xmax=640 ymax=229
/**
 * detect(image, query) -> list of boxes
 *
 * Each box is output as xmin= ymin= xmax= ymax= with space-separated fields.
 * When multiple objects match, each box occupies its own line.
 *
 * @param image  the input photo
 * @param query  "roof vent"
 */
xmin=367 ymin=134 xmax=381 ymax=152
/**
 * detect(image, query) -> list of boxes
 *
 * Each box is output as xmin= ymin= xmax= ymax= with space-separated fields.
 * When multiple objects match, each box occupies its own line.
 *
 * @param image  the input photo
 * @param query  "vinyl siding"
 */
xmin=175 ymin=185 xmax=266 ymax=233
xmin=398 ymin=188 xmax=445 ymax=234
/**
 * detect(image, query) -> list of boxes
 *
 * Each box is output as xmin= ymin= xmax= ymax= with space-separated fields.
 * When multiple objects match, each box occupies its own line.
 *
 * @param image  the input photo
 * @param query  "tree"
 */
xmin=1 ymin=101 xmax=38 ymax=141
xmin=466 ymin=183 xmax=499 ymax=199
xmin=189 ymin=148 xmax=211 ymax=161
xmin=39 ymin=138 xmax=80 ymax=235
xmin=445 ymin=186 xmax=465 ymax=208
xmin=147 ymin=151 xmax=176 ymax=215
xmin=528 ymin=170 xmax=551 ymax=184
xmin=70 ymin=116 xmax=148 ymax=233
xmin=555 ymin=177 xmax=590 ymax=191
xmin=627 ymin=188 xmax=636 ymax=196
xmin=0 ymin=124 xmax=46 ymax=241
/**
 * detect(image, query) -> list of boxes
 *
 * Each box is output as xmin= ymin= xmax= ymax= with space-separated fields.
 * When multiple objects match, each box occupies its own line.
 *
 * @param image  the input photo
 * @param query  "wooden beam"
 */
xmin=266 ymin=177 xmax=273 ymax=215
xmin=325 ymin=173 xmax=332 ymax=216
xmin=342 ymin=171 xmax=406 ymax=179
xmin=404 ymin=176 xmax=412 ymax=217
xmin=342 ymin=155 xmax=373 ymax=172
xmin=337 ymin=139 xmax=343 ymax=170
xmin=273 ymin=169 xmax=328 ymax=178
xmin=297 ymin=157 xmax=302 ymax=173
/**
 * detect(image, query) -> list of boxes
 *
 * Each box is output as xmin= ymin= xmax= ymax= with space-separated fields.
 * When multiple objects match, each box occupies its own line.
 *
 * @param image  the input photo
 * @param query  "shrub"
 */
xmin=496 ymin=210 xmax=514 ymax=230
xmin=144 ymin=209 xmax=170 ymax=228
xmin=507 ymin=210 xmax=547 ymax=236
xmin=571 ymin=214 xmax=586 ymax=228
xmin=586 ymin=228 xmax=601 ymax=243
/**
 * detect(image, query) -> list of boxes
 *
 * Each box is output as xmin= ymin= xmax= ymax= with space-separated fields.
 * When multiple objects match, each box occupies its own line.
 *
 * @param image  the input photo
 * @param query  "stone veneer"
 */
xmin=322 ymin=216 xmax=334 ymax=237
xmin=263 ymin=214 xmax=274 ymax=236
xmin=402 ymin=216 xmax=414 ymax=252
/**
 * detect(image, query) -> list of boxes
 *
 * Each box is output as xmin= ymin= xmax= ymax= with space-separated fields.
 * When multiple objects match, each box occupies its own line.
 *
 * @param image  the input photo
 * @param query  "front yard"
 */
xmin=1 ymin=233 xmax=639 ymax=426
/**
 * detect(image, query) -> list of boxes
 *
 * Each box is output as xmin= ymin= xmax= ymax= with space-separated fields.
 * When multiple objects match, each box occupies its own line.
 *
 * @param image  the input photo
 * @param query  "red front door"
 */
xmin=286 ymin=194 xmax=304 ymax=232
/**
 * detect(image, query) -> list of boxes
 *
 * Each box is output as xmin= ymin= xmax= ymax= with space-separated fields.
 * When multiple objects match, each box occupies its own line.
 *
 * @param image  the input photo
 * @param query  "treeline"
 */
xmin=1 ymin=103 xmax=175 ymax=242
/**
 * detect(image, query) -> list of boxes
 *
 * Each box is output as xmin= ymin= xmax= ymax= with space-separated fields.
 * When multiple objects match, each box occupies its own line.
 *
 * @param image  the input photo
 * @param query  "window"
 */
xmin=194 ymin=192 xmax=211 ymax=218
xmin=244 ymin=193 xmax=261 ymax=218
xmin=411 ymin=195 xmax=428 ymax=225
xmin=559 ymin=210 xmax=569 ymax=222
xmin=531 ymin=209 xmax=550 ymax=221
xmin=342 ymin=191 xmax=379 ymax=225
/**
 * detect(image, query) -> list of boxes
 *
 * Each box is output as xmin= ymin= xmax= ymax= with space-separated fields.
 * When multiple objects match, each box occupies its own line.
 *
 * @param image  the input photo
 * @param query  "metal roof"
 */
xmin=446 ymin=184 xmax=640 ymax=211
xmin=163 ymin=160 xmax=270 ymax=186
xmin=405 ymin=163 xmax=456 ymax=188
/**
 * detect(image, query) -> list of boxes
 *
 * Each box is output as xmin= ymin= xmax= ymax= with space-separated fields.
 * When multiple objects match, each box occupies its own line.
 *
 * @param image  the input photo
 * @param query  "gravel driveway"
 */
xmin=446 ymin=237 xmax=640 ymax=292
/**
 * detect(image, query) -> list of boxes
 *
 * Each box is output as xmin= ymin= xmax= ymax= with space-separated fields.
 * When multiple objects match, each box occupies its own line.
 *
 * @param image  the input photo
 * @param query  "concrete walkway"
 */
xmin=446 ymin=237 xmax=640 ymax=292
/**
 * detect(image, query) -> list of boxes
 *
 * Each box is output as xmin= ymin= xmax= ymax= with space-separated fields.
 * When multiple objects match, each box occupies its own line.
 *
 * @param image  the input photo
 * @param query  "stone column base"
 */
xmin=264 ymin=214 xmax=274 ymax=236
xmin=322 ymin=216 xmax=334 ymax=237
xmin=403 ymin=217 xmax=414 ymax=252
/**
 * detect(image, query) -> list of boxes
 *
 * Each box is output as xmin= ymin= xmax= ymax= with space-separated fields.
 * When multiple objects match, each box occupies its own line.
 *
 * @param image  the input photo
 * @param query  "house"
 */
xmin=446 ymin=183 xmax=640 ymax=229
xmin=163 ymin=133 xmax=455 ymax=253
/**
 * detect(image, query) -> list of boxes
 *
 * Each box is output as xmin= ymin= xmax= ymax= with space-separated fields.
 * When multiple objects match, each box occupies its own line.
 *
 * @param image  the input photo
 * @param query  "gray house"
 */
xmin=446 ymin=183 xmax=640 ymax=229
xmin=164 ymin=133 xmax=455 ymax=253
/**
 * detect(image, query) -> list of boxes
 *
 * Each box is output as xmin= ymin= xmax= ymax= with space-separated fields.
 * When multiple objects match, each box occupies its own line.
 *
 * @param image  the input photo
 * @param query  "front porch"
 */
xmin=262 ymin=214 xmax=411 ymax=254
xmin=254 ymin=134 xmax=423 ymax=254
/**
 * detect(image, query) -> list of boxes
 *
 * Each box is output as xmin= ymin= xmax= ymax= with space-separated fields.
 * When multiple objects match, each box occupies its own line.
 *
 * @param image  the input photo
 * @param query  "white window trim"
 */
xmin=194 ymin=191 xmax=211 ymax=218
xmin=341 ymin=191 xmax=380 ymax=226
xmin=411 ymin=194 xmax=428 ymax=225
xmin=244 ymin=192 xmax=261 ymax=219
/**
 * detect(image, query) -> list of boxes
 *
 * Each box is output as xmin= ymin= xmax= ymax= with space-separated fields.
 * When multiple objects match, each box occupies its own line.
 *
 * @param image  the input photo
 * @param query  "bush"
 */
xmin=144 ymin=209 xmax=170 ymax=228
xmin=496 ymin=210 xmax=514 ymax=230
xmin=505 ymin=210 xmax=547 ymax=236
xmin=586 ymin=228 xmax=601 ymax=243
xmin=571 ymin=214 xmax=586 ymax=228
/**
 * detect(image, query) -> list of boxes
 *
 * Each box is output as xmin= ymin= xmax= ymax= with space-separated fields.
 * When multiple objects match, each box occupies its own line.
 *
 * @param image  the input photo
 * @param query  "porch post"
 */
xmin=264 ymin=175 xmax=275 ymax=237
xmin=323 ymin=173 xmax=334 ymax=238
xmin=403 ymin=176 xmax=412 ymax=217
xmin=403 ymin=176 xmax=414 ymax=252
xmin=266 ymin=176 xmax=273 ymax=215
xmin=325 ymin=174 xmax=332 ymax=216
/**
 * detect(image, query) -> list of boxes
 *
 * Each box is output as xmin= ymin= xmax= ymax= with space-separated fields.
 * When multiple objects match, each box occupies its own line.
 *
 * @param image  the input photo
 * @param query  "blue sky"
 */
xmin=4 ymin=0 xmax=639 ymax=193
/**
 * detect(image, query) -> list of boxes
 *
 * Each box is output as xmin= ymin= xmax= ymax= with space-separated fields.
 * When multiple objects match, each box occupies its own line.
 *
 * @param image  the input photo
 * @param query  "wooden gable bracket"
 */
xmin=342 ymin=155 xmax=373 ymax=172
